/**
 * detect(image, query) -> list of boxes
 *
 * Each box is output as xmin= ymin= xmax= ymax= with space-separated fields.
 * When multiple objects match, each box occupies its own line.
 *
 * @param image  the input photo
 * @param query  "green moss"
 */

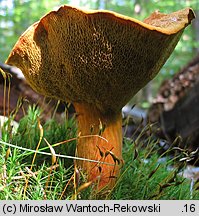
xmin=0 ymin=105 xmax=198 ymax=200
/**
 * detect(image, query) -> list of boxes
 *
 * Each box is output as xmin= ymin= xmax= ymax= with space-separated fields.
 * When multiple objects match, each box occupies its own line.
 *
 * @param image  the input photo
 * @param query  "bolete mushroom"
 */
xmin=6 ymin=5 xmax=195 ymax=189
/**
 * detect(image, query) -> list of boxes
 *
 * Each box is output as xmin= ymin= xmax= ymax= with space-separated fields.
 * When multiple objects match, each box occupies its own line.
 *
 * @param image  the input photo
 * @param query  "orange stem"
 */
xmin=74 ymin=102 xmax=123 ymax=190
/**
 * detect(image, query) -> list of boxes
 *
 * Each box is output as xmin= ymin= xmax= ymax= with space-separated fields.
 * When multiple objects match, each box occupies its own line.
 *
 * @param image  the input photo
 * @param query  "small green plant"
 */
xmin=11 ymin=105 xmax=76 ymax=164
xmin=111 ymin=137 xmax=195 ymax=200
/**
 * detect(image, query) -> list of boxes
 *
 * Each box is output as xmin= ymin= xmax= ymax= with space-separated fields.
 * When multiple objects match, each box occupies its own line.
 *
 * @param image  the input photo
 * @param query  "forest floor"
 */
xmin=0 ymin=105 xmax=198 ymax=200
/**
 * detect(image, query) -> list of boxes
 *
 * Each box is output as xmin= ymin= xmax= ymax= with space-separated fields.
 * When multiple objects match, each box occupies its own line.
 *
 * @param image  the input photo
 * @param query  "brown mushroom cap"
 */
xmin=6 ymin=6 xmax=195 ymax=115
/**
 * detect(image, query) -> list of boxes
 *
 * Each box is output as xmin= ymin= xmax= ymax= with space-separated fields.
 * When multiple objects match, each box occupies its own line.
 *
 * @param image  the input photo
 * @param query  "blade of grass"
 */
xmin=0 ymin=140 xmax=116 ymax=166
xmin=23 ymin=119 xmax=44 ymax=197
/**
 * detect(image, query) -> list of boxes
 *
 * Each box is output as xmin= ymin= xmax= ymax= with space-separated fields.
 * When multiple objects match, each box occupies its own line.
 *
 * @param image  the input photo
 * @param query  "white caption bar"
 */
xmin=0 ymin=200 xmax=199 ymax=216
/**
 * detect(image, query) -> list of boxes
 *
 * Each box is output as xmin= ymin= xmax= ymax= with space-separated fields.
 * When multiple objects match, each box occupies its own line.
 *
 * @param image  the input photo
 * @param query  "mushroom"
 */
xmin=6 ymin=5 xmax=195 ymax=189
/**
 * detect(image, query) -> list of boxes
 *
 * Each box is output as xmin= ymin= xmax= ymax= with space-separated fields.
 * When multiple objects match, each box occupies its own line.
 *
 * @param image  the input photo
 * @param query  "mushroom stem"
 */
xmin=74 ymin=102 xmax=122 ymax=189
